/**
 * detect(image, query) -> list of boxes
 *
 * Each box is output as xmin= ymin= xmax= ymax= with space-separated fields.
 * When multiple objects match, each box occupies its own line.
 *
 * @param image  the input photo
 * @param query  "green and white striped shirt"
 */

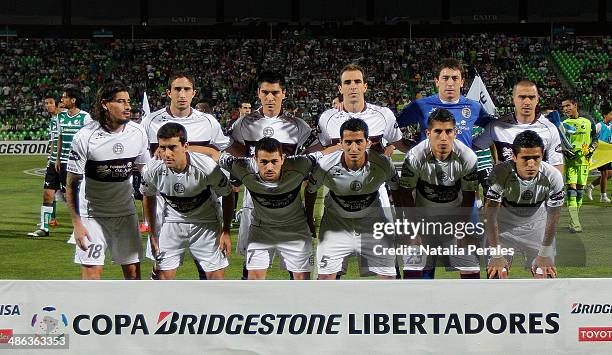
xmin=57 ymin=110 xmax=92 ymax=164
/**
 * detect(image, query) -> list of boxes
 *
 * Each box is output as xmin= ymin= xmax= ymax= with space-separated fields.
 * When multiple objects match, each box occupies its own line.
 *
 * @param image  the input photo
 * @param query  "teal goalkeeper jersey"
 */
xmin=57 ymin=110 xmax=92 ymax=164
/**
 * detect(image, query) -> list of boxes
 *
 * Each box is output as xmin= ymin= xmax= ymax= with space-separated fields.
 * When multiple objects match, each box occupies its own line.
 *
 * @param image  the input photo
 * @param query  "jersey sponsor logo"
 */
xmin=329 ymin=191 xmax=378 ymax=212
xmin=161 ymin=187 xmax=212 ymax=213
xmin=521 ymin=190 xmax=534 ymax=200
xmin=461 ymin=108 xmax=471 ymax=118
xmin=68 ymin=150 xmax=80 ymax=161
xmin=84 ymin=158 xmax=136 ymax=182
xmin=262 ymin=127 xmax=274 ymax=137
xmin=250 ymin=185 xmax=301 ymax=209
xmin=417 ymin=179 xmax=461 ymax=203
xmin=501 ymin=198 xmax=543 ymax=217
xmin=173 ymin=183 xmax=185 ymax=193
xmin=113 ymin=143 xmax=124 ymax=155
xmin=350 ymin=181 xmax=363 ymax=192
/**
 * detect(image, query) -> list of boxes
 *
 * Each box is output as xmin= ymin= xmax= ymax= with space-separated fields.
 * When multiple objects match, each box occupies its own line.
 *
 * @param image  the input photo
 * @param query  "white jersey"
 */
xmin=141 ymin=107 xmax=229 ymax=153
xmin=230 ymin=108 xmax=312 ymax=156
xmin=400 ymin=139 xmax=478 ymax=207
xmin=219 ymin=153 xmax=320 ymax=227
xmin=317 ymin=102 xmax=402 ymax=149
xmin=67 ymin=121 xmax=150 ymax=217
xmin=485 ymin=160 xmax=565 ymax=224
xmin=473 ymin=113 xmax=563 ymax=166
xmin=306 ymin=149 xmax=399 ymax=218
xmin=140 ymin=152 xmax=231 ymax=224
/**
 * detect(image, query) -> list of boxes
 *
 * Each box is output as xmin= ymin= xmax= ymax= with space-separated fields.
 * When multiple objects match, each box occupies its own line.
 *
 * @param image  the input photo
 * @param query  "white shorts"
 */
xmin=156 ymin=222 xmax=228 ymax=272
xmin=74 ymin=215 xmax=142 ymax=266
xmin=317 ymin=212 xmax=396 ymax=277
xmin=246 ymin=224 xmax=313 ymax=273
xmin=496 ymin=217 xmax=555 ymax=269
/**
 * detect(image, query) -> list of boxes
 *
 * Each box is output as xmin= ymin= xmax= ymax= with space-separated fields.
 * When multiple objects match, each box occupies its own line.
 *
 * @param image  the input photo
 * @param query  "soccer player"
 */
xmin=218 ymin=137 xmax=321 ymax=280
xmin=226 ymin=70 xmax=312 ymax=279
xmin=485 ymin=130 xmax=564 ymax=279
xmin=66 ymin=81 xmax=149 ymax=280
xmin=141 ymin=123 xmax=233 ymax=280
xmin=586 ymin=103 xmax=612 ymax=202
xmin=316 ymin=63 xmax=408 ymax=155
xmin=473 ymin=80 xmax=563 ymax=172
xmin=305 ymin=118 xmax=401 ymax=279
xmin=28 ymin=96 xmax=63 ymax=237
xmin=397 ymin=108 xmax=481 ymax=279
xmin=141 ymin=71 xmax=229 ymax=280
xmin=560 ymin=96 xmax=598 ymax=232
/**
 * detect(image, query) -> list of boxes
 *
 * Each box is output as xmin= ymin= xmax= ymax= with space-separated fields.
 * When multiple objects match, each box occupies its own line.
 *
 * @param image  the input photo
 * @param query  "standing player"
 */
xmin=485 ymin=130 xmax=564 ymax=279
xmin=141 ymin=123 xmax=233 ymax=280
xmin=305 ymin=118 xmax=401 ymax=279
xmin=28 ymin=95 xmax=63 ymax=237
xmin=66 ymin=81 xmax=149 ymax=280
xmin=226 ymin=71 xmax=312 ymax=279
xmin=316 ymin=64 xmax=408 ymax=154
xmin=397 ymin=109 xmax=481 ymax=279
xmin=219 ymin=138 xmax=322 ymax=280
xmin=586 ymin=103 xmax=612 ymax=202
xmin=141 ymin=71 xmax=230 ymax=280
xmin=55 ymin=87 xmax=93 ymax=177
xmin=560 ymin=96 xmax=598 ymax=232
xmin=473 ymin=80 xmax=563 ymax=172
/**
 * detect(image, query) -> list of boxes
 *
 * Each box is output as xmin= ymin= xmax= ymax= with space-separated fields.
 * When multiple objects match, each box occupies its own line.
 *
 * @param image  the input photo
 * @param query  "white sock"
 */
xmin=40 ymin=205 xmax=53 ymax=232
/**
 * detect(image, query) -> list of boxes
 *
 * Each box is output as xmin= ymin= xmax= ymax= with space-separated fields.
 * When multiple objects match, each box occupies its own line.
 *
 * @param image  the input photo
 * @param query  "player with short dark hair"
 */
xmin=306 ymin=118 xmax=401 ymax=279
xmin=398 ymin=108 xmax=481 ymax=279
xmin=66 ymin=81 xmax=149 ymax=280
xmin=485 ymin=130 xmax=564 ymax=279
xmin=141 ymin=122 xmax=233 ymax=280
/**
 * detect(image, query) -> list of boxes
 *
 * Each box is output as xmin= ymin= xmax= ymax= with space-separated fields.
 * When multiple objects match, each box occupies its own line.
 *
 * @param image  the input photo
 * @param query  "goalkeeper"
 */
xmin=560 ymin=97 xmax=598 ymax=233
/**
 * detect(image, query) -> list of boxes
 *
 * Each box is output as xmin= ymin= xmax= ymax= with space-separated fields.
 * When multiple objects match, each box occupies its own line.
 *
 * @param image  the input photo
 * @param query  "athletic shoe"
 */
xmin=49 ymin=219 xmax=58 ymax=227
xmin=139 ymin=223 xmax=149 ymax=233
xmin=27 ymin=229 xmax=49 ymax=237
xmin=601 ymin=195 xmax=611 ymax=203
xmin=585 ymin=184 xmax=594 ymax=201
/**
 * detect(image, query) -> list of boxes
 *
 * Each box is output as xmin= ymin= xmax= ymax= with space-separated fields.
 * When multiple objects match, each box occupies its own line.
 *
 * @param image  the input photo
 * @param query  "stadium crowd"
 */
xmin=0 ymin=33 xmax=609 ymax=140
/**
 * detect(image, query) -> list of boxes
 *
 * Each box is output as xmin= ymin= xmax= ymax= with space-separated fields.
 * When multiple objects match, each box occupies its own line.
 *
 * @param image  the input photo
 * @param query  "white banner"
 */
xmin=1 ymin=280 xmax=612 ymax=354
xmin=0 ymin=141 xmax=49 ymax=155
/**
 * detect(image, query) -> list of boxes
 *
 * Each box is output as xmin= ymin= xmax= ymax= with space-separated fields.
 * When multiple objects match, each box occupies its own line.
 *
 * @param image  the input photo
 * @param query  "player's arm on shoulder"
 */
xmin=189 ymin=145 xmax=221 ymax=162
xmin=397 ymin=153 xmax=418 ymax=207
xmin=397 ymin=101 xmax=419 ymax=127
xmin=304 ymin=169 xmax=323 ymax=238
xmin=224 ymin=141 xmax=248 ymax=157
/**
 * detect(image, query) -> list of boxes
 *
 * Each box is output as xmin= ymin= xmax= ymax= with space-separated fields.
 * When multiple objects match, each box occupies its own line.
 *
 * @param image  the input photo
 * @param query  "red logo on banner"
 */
xmin=0 ymin=329 xmax=13 ymax=343
xmin=578 ymin=327 xmax=612 ymax=341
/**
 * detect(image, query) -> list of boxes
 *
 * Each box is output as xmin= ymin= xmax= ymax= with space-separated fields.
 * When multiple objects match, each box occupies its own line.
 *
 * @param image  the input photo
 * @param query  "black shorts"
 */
xmin=597 ymin=163 xmax=612 ymax=172
xmin=43 ymin=162 xmax=67 ymax=192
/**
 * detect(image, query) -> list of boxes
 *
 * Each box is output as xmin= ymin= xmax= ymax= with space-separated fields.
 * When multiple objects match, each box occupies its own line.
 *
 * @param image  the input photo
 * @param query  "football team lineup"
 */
xmin=2 ymin=63 xmax=612 ymax=281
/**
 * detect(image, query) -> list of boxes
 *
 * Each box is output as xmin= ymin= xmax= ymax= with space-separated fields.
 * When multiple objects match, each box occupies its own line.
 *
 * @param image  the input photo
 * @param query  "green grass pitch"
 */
xmin=1 ymin=155 xmax=611 ymax=280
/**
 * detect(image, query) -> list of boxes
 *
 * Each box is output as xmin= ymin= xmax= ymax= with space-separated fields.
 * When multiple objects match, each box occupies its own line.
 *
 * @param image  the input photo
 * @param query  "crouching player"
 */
xmin=141 ymin=123 xmax=233 ymax=280
xmin=305 ymin=118 xmax=401 ymax=279
xmin=218 ymin=138 xmax=323 ymax=280
xmin=485 ymin=130 xmax=564 ymax=279
xmin=397 ymin=108 xmax=481 ymax=279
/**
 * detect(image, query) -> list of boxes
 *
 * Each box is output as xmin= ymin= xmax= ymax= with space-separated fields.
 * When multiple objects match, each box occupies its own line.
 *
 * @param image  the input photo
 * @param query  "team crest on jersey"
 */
xmin=521 ymin=190 xmax=534 ymax=200
xmin=350 ymin=181 xmax=363 ymax=191
xmin=461 ymin=108 xmax=471 ymax=118
xmin=173 ymin=183 xmax=185 ymax=193
xmin=263 ymin=127 xmax=274 ymax=137
xmin=436 ymin=170 xmax=449 ymax=182
xmin=113 ymin=143 xmax=124 ymax=155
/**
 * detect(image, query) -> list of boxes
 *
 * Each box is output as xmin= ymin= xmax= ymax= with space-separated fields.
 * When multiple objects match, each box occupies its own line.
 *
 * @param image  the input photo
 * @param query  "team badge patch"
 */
xmin=350 ymin=181 xmax=363 ymax=191
xmin=461 ymin=107 xmax=471 ymax=118
xmin=263 ymin=127 xmax=274 ymax=137
xmin=173 ymin=183 xmax=185 ymax=193
xmin=113 ymin=143 xmax=124 ymax=154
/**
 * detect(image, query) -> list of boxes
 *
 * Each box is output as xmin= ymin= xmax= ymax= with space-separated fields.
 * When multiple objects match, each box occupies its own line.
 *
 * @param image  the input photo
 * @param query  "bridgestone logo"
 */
xmin=571 ymin=303 xmax=612 ymax=314
xmin=0 ymin=141 xmax=49 ymax=155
